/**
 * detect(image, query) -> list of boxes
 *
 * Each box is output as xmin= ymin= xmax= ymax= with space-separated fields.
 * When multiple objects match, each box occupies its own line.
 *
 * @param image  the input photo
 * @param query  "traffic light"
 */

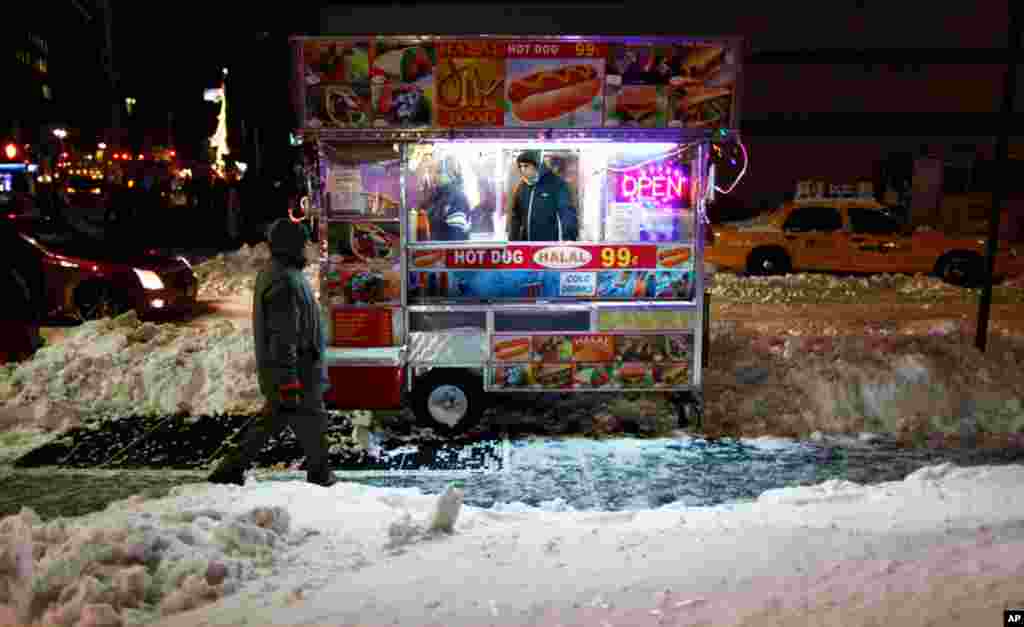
xmin=3 ymin=143 xmax=17 ymax=160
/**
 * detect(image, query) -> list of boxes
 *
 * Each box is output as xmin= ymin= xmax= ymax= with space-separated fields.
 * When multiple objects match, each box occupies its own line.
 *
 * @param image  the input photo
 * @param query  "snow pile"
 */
xmin=192 ymin=243 xmax=319 ymax=300
xmin=98 ymin=463 xmax=1024 ymax=627
xmin=0 ymin=496 xmax=322 ymax=626
xmin=701 ymin=321 xmax=1024 ymax=442
xmin=709 ymin=271 xmax=1024 ymax=304
xmin=0 ymin=310 xmax=264 ymax=432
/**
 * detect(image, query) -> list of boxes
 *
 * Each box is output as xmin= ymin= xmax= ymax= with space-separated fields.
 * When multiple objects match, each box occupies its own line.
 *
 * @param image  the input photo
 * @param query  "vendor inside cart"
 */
xmin=507 ymin=149 xmax=578 ymax=242
xmin=422 ymin=154 xmax=471 ymax=241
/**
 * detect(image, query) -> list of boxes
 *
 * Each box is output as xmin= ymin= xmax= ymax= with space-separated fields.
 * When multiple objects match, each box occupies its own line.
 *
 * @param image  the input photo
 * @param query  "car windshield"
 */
xmin=66 ymin=177 xmax=104 ymax=190
xmin=19 ymin=217 xmax=100 ymax=249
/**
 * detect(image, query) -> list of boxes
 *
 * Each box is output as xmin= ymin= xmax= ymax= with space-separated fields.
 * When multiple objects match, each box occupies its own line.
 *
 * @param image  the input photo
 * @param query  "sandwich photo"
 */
xmin=535 ymin=364 xmax=574 ymax=389
xmin=679 ymin=87 xmax=732 ymax=128
xmin=679 ymin=46 xmax=726 ymax=84
xmin=507 ymin=64 xmax=603 ymax=123
xmin=657 ymin=246 xmax=691 ymax=268
xmin=665 ymin=335 xmax=692 ymax=361
xmin=411 ymin=250 xmax=446 ymax=268
xmin=615 ymin=363 xmax=651 ymax=387
xmin=571 ymin=336 xmax=615 ymax=363
xmin=532 ymin=336 xmax=572 ymax=362
xmin=573 ymin=365 xmax=612 ymax=388
xmin=613 ymin=86 xmax=659 ymax=126
xmin=493 ymin=337 xmax=531 ymax=362
xmin=658 ymin=364 xmax=689 ymax=386
xmin=615 ymin=336 xmax=663 ymax=362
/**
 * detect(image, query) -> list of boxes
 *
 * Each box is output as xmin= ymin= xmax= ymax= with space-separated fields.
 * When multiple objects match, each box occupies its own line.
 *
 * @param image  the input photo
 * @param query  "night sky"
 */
xmin=100 ymin=0 xmax=1016 ymax=169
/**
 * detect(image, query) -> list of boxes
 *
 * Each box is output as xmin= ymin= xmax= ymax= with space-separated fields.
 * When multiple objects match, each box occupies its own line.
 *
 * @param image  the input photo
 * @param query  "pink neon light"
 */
xmin=617 ymin=169 xmax=687 ymax=203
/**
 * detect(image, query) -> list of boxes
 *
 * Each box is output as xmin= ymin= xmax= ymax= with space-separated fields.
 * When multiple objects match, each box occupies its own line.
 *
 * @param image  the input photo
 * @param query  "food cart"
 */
xmin=292 ymin=35 xmax=745 ymax=433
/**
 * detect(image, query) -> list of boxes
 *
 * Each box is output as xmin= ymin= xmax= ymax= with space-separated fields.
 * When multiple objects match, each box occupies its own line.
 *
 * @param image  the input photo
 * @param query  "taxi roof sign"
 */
xmin=795 ymin=180 xmax=874 ymax=201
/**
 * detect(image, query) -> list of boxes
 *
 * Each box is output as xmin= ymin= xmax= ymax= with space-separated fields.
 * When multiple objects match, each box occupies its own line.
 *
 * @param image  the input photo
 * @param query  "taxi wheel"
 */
xmin=747 ymin=248 xmax=791 ymax=276
xmin=938 ymin=252 xmax=982 ymax=287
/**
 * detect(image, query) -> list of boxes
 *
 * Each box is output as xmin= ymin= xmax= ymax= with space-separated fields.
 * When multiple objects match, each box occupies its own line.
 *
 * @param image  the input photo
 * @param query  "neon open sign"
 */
xmin=613 ymin=161 xmax=690 ymax=209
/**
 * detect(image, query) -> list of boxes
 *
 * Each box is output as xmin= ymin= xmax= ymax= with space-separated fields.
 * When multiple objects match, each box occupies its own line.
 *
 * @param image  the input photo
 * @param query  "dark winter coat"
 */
xmin=507 ymin=165 xmax=578 ymax=242
xmin=427 ymin=183 xmax=471 ymax=241
xmin=253 ymin=219 xmax=329 ymax=403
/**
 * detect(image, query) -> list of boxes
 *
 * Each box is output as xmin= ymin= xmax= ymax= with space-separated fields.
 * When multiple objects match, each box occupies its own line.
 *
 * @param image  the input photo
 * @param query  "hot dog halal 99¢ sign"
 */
xmin=411 ymin=244 xmax=660 ymax=271
xmin=433 ymin=40 xmax=607 ymax=128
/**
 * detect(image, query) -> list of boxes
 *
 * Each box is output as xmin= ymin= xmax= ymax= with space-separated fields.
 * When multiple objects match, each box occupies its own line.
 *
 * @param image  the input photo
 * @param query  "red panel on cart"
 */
xmin=325 ymin=366 xmax=404 ymax=409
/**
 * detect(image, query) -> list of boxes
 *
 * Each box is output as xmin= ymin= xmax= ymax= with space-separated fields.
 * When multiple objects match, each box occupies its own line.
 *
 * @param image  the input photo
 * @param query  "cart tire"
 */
xmin=412 ymin=369 xmax=485 ymax=435
xmin=746 ymin=247 xmax=791 ymax=276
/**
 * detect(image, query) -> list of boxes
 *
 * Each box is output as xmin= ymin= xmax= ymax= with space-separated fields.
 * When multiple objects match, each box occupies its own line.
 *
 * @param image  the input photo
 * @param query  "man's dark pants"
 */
xmin=216 ymin=397 xmax=330 ymax=479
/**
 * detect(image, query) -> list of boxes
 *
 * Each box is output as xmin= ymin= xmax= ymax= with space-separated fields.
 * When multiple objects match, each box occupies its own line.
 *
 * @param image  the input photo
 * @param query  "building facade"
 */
xmin=6 ymin=1 xmax=117 ymax=162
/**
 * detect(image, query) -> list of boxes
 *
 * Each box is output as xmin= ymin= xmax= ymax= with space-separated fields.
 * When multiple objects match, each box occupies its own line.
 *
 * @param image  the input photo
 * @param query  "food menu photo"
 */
xmin=603 ymin=43 xmax=737 ymax=128
xmin=503 ymin=42 xmax=606 ymax=127
xmin=434 ymin=40 xmax=507 ymax=127
xmin=324 ymin=267 xmax=402 ymax=306
xmin=668 ymin=45 xmax=736 ymax=128
xmin=303 ymin=40 xmax=372 ymax=128
xmin=327 ymin=222 xmax=401 ymax=266
xmin=369 ymin=37 xmax=436 ymax=128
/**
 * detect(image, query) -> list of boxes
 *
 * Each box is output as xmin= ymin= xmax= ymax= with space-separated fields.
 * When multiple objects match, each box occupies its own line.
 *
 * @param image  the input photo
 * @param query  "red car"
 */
xmin=4 ymin=214 xmax=198 ymax=323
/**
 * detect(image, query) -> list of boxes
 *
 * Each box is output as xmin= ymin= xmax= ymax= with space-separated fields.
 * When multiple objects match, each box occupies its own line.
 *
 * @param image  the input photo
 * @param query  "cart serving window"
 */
xmin=296 ymin=35 xmax=744 ymax=432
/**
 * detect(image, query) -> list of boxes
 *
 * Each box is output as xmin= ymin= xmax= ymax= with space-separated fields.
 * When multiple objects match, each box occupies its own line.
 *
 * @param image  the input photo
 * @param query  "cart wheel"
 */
xmin=412 ymin=369 xmax=485 ymax=435
xmin=672 ymin=392 xmax=704 ymax=429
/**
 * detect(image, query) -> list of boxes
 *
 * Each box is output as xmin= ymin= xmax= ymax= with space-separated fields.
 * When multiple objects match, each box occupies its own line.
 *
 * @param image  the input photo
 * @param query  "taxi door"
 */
xmin=846 ymin=207 xmax=916 ymax=273
xmin=781 ymin=205 xmax=849 ymax=271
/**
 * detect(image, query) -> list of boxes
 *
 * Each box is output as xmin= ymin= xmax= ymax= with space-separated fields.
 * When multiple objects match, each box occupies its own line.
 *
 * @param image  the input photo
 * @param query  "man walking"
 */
xmin=208 ymin=218 xmax=337 ymax=487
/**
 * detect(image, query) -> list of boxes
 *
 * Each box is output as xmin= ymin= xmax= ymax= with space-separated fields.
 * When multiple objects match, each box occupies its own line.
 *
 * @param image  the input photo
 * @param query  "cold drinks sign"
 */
xmin=613 ymin=160 xmax=691 ymax=210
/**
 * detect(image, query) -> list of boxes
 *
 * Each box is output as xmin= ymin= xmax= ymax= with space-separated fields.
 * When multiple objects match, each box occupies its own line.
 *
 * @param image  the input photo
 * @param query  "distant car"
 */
xmin=705 ymin=197 xmax=1024 ymax=286
xmin=62 ymin=176 xmax=111 ymax=214
xmin=3 ymin=214 xmax=199 ymax=322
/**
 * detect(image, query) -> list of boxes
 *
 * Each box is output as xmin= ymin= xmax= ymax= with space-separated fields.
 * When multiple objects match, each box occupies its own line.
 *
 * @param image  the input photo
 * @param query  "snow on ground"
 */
xmin=3 ymin=462 xmax=1024 ymax=626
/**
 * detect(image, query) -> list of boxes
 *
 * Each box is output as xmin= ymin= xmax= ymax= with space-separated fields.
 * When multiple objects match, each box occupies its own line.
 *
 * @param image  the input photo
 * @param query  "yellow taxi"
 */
xmin=705 ymin=184 xmax=1024 ymax=286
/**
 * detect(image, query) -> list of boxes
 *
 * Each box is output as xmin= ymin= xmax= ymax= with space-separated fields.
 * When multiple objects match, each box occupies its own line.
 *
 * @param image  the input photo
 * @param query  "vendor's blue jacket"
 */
xmin=508 ymin=165 xmax=578 ymax=241
xmin=427 ymin=183 xmax=471 ymax=241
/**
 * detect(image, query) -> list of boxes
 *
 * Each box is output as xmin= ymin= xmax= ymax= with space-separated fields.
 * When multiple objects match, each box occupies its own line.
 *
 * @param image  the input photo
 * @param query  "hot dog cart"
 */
xmin=292 ymin=34 xmax=745 ymax=433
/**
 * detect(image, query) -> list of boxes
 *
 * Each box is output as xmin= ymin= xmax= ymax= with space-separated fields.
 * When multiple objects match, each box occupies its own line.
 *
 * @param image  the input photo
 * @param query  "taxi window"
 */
xmin=783 ymin=206 xmax=842 ymax=232
xmin=848 ymin=208 xmax=900 ymax=235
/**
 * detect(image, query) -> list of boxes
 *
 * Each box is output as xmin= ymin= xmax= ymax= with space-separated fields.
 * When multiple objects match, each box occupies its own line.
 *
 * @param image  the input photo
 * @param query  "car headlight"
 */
xmin=133 ymin=268 xmax=165 ymax=290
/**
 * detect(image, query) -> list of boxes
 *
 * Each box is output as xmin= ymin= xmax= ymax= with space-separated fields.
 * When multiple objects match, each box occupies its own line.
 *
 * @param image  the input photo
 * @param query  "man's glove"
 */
xmin=278 ymin=381 xmax=304 ymax=410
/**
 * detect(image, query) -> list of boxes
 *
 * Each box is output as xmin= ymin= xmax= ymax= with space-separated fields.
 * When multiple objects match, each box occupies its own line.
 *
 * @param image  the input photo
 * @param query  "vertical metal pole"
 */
xmin=976 ymin=7 xmax=1019 ymax=353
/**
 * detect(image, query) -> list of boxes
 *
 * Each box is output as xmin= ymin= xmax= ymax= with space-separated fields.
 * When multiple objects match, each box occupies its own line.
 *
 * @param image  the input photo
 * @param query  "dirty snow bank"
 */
xmin=192 ymin=242 xmax=319 ymax=300
xmin=0 ymin=495 xmax=322 ymax=626
xmin=72 ymin=462 xmax=1023 ymax=627
xmin=0 ymin=311 xmax=263 ymax=433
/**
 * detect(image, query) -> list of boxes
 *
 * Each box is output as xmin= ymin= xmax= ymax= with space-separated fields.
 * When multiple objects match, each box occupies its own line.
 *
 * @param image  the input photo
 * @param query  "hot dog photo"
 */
xmin=657 ymin=246 xmax=692 ymax=268
xmin=493 ymin=336 xmax=532 ymax=362
xmin=411 ymin=249 xmax=446 ymax=268
xmin=505 ymin=59 xmax=604 ymax=127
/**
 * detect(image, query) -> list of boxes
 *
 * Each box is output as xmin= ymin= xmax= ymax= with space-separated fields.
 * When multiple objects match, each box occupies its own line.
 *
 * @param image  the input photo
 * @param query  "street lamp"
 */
xmin=125 ymin=97 xmax=137 ymax=115
xmin=98 ymin=142 xmax=107 ymax=150
xmin=53 ymin=129 xmax=67 ymax=140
